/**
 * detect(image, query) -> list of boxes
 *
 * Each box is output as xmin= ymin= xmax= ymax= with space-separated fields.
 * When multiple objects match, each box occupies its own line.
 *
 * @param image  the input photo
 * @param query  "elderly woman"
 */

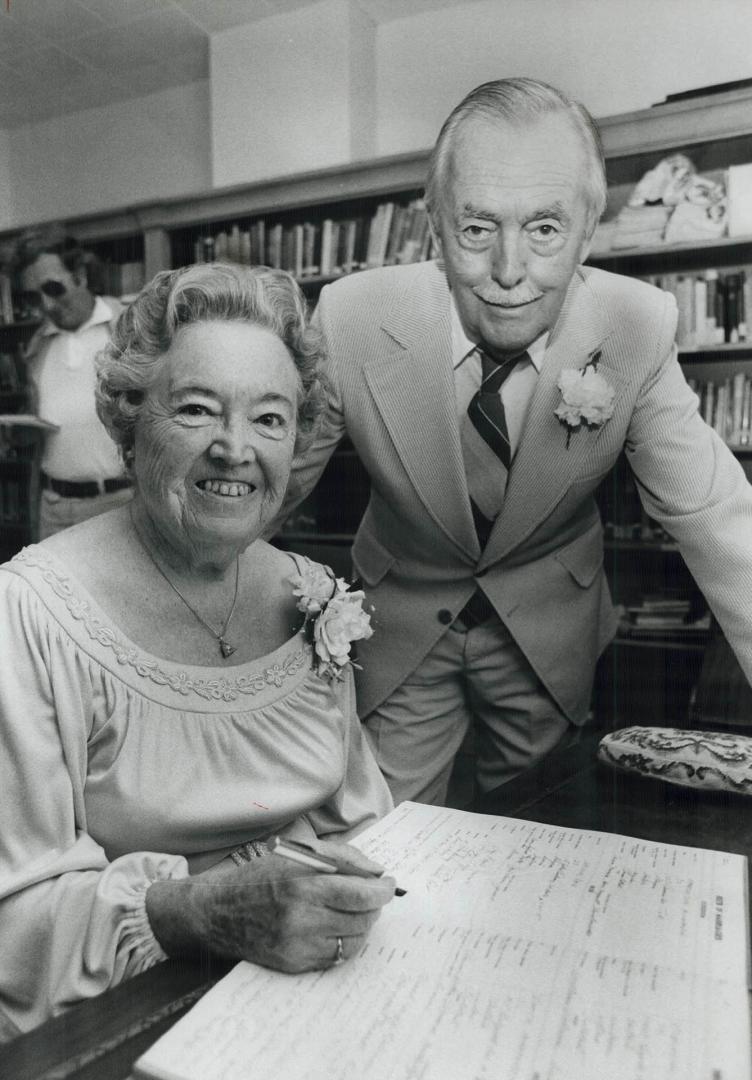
xmin=0 ymin=263 xmax=395 ymax=1040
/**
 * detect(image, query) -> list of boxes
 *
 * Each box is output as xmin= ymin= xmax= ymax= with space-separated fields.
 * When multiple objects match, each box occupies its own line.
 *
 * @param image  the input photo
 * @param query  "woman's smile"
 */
xmin=195 ymin=479 xmax=256 ymax=497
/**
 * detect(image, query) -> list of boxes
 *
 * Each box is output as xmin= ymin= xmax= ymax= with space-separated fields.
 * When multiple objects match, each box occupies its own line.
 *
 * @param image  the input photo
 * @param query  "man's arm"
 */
xmin=626 ymin=337 xmax=752 ymax=685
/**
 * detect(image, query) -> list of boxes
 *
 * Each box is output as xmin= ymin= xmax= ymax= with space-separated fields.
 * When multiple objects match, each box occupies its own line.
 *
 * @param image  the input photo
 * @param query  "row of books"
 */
xmin=687 ymin=371 xmax=752 ymax=448
xmin=641 ymin=268 xmax=751 ymax=347
xmin=191 ymin=198 xmax=436 ymax=279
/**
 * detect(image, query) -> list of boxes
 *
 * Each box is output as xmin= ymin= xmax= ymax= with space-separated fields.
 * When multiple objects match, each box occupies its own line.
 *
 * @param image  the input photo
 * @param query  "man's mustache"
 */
xmin=472 ymin=284 xmax=543 ymax=307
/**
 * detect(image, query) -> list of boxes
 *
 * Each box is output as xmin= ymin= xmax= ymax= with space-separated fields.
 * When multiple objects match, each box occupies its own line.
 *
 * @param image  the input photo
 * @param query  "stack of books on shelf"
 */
xmin=591 ymin=161 xmax=752 ymax=254
xmin=618 ymin=596 xmax=710 ymax=641
xmin=641 ymin=268 xmax=750 ymax=347
xmin=686 ymin=371 xmax=752 ymax=449
xmin=191 ymin=198 xmax=435 ymax=281
xmin=609 ymin=204 xmax=673 ymax=250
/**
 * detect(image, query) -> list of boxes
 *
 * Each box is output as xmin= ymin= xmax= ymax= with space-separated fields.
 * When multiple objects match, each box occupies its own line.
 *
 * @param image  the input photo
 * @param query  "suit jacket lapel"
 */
xmin=479 ymin=270 xmax=626 ymax=567
xmin=363 ymin=266 xmax=479 ymax=560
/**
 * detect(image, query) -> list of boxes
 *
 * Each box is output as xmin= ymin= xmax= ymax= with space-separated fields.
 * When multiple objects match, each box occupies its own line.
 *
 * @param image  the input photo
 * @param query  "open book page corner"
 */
xmin=134 ymin=802 xmax=751 ymax=1080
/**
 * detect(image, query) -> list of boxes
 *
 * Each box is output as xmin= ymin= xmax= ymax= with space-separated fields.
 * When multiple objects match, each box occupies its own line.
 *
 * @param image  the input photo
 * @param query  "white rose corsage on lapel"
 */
xmin=555 ymin=350 xmax=615 ymax=448
xmin=290 ymin=562 xmax=373 ymax=681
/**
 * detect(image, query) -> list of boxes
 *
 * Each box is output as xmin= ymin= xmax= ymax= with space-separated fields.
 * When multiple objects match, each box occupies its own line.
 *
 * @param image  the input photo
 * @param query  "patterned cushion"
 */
xmin=598 ymin=726 xmax=752 ymax=795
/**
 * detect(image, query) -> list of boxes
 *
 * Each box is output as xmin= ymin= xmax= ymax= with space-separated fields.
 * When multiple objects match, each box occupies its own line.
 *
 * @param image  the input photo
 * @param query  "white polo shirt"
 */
xmin=28 ymin=296 xmax=124 ymax=483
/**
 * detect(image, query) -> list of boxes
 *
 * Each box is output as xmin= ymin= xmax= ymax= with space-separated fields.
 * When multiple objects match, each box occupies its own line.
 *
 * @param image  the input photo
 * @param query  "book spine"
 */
xmin=301 ymin=222 xmax=316 ymax=278
xmin=269 ymin=224 xmax=282 ymax=269
xmin=329 ymin=221 xmax=341 ymax=275
xmin=738 ymin=268 xmax=748 ymax=341
xmin=704 ymin=269 xmax=719 ymax=344
xmin=693 ymin=276 xmax=707 ymax=345
xmin=742 ymin=378 xmax=752 ymax=446
xmin=364 ymin=205 xmax=382 ymax=269
xmin=743 ymin=267 xmax=752 ymax=342
xmin=214 ymin=231 xmax=228 ymax=261
xmin=724 ymin=272 xmax=741 ymax=343
xmin=240 ymin=229 xmax=251 ymax=266
xmin=675 ymin=276 xmax=693 ymax=347
xmin=320 ymin=219 xmax=333 ymax=278
xmin=374 ymin=202 xmax=394 ymax=268
xmin=731 ymin=371 xmax=746 ymax=445
xmin=227 ymin=225 xmax=241 ymax=263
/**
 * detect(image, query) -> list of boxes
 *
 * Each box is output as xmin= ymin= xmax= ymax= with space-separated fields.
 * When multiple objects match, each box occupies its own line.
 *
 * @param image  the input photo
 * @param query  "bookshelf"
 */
xmin=0 ymin=87 xmax=749 ymax=717
xmin=0 ymin=317 xmax=43 ymax=558
xmin=589 ymin=242 xmax=752 ymax=720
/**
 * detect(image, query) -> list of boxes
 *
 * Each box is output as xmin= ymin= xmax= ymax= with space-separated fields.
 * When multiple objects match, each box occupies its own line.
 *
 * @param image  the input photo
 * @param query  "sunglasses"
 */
xmin=22 ymin=279 xmax=68 ymax=307
xmin=38 ymin=280 xmax=68 ymax=299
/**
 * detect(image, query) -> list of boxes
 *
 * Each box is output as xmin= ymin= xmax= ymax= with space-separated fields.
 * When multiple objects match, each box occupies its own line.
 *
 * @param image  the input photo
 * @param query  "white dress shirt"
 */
xmin=450 ymin=297 xmax=548 ymax=453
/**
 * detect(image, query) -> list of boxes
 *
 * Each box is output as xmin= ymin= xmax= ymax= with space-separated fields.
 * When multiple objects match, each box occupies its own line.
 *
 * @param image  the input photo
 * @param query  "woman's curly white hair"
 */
xmin=96 ymin=262 xmax=327 ymax=473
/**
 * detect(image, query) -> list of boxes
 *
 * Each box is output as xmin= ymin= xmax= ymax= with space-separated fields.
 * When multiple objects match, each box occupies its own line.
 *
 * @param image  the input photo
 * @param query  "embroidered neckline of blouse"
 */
xmin=11 ymin=549 xmax=309 ymax=702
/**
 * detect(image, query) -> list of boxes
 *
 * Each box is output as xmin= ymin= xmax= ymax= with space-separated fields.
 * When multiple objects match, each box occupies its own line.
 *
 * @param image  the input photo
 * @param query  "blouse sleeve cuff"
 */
xmin=105 ymin=852 xmax=189 ymax=975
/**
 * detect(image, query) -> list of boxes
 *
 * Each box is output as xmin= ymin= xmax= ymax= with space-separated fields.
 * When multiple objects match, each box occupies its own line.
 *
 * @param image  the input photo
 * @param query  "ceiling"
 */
xmin=0 ymin=0 xmax=462 ymax=128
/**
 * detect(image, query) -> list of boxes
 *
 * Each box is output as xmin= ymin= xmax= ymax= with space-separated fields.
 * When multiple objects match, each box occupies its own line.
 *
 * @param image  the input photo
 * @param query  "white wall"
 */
xmin=214 ymin=0 xmax=752 ymax=184
xmin=0 ymin=129 xmax=14 ymax=233
xmin=375 ymin=0 xmax=752 ymax=155
xmin=0 ymin=81 xmax=211 ymax=232
xmin=1 ymin=0 xmax=751 ymax=228
xmin=211 ymin=0 xmax=376 ymax=188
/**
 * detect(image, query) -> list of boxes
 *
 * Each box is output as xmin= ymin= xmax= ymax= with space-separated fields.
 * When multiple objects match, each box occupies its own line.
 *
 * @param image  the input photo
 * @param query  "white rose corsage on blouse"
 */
xmin=290 ymin=562 xmax=374 ymax=681
xmin=555 ymin=350 xmax=615 ymax=448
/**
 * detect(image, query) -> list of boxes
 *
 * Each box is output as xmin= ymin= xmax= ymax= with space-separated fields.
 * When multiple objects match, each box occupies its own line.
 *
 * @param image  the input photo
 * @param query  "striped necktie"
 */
xmin=461 ymin=349 xmax=526 ymax=545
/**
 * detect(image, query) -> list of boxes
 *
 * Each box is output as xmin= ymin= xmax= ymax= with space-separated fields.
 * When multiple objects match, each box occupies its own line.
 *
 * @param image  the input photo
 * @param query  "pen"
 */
xmin=270 ymin=836 xmax=406 ymax=896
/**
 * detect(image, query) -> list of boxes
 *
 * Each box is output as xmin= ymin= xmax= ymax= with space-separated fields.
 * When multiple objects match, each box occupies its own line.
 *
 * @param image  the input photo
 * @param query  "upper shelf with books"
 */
xmin=0 ymin=84 xmax=743 ymax=284
xmin=172 ymin=195 xmax=436 ymax=282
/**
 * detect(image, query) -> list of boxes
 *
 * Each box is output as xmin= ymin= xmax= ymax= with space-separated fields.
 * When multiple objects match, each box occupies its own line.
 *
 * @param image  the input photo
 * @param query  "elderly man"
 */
xmin=283 ymin=77 xmax=752 ymax=805
xmin=16 ymin=229 xmax=132 ymax=539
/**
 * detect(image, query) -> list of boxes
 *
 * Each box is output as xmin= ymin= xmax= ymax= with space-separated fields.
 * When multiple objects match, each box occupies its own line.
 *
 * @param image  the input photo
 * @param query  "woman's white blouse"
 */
xmin=0 ymin=547 xmax=392 ymax=1038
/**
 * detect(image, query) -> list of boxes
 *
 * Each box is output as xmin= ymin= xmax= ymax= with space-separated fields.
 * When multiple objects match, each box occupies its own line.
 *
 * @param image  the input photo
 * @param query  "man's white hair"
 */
xmin=426 ymin=77 xmax=607 ymax=239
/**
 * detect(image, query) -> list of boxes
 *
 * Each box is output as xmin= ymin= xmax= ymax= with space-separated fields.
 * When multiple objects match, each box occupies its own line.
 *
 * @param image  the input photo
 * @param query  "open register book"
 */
xmin=134 ymin=801 xmax=751 ymax=1080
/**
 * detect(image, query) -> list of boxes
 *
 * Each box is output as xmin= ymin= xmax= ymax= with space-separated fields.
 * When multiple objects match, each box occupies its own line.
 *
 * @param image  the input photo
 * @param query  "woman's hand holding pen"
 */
xmin=145 ymin=840 xmax=397 ymax=973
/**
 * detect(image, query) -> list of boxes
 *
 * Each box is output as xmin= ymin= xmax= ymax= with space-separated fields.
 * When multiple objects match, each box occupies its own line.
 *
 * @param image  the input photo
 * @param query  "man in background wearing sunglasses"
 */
xmin=14 ymin=228 xmax=132 ymax=539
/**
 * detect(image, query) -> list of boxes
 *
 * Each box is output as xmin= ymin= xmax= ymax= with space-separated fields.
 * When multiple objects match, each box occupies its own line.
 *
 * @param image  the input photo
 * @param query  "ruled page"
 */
xmin=134 ymin=802 xmax=750 ymax=1080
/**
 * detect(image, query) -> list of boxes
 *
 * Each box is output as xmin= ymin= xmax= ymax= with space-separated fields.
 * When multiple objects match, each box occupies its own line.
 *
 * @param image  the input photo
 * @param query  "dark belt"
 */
xmin=41 ymin=472 xmax=132 ymax=499
xmin=454 ymin=589 xmax=497 ymax=630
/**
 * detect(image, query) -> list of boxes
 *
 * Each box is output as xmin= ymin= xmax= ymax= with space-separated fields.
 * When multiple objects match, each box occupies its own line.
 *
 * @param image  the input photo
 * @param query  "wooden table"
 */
xmin=2 ymin=730 xmax=750 ymax=1080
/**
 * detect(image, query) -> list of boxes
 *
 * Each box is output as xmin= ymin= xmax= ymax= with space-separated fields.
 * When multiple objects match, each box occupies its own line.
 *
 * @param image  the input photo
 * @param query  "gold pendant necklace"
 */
xmin=130 ymin=506 xmax=240 ymax=659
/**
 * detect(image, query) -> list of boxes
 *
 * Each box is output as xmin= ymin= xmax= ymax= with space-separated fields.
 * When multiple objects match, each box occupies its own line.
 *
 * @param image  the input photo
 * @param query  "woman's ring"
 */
xmin=333 ymin=936 xmax=345 ymax=965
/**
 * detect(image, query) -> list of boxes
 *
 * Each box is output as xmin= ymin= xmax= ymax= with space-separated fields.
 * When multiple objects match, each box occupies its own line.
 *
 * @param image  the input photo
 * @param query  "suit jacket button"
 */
xmin=476 ymin=568 xmax=488 ymax=577
xmin=438 ymin=609 xmax=453 ymax=625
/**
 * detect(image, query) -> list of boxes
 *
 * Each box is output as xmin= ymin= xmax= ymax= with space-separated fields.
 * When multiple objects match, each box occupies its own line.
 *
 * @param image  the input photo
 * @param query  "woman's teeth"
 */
xmin=198 ymin=480 xmax=252 ymax=497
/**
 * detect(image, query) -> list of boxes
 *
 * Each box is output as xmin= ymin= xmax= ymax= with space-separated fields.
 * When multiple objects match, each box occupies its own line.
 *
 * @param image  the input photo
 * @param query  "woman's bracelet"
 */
xmin=228 ymin=839 xmax=269 ymax=866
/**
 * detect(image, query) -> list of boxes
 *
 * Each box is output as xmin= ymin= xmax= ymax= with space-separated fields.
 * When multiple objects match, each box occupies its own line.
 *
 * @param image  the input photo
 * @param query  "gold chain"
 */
xmin=129 ymin=505 xmax=240 ymax=658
